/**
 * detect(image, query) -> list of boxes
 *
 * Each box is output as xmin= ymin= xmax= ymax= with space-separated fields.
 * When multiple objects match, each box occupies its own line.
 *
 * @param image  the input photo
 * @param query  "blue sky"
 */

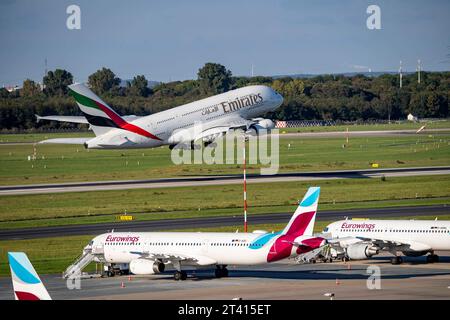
xmin=1 ymin=0 xmax=449 ymax=86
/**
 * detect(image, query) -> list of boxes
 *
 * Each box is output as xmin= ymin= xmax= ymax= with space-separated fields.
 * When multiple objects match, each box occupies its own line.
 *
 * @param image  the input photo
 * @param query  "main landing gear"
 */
xmin=215 ymin=265 xmax=229 ymax=278
xmin=174 ymin=270 xmax=187 ymax=281
xmin=390 ymin=256 xmax=403 ymax=265
xmin=426 ymin=254 xmax=439 ymax=263
xmin=172 ymin=260 xmax=187 ymax=281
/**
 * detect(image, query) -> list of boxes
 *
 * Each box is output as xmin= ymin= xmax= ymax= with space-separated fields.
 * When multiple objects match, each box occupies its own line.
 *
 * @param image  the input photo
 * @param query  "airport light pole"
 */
xmin=243 ymin=138 xmax=248 ymax=232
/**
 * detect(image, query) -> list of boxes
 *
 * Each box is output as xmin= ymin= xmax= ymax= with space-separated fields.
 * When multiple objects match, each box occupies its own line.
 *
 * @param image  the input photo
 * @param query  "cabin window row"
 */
xmin=341 ymin=229 xmax=447 ymax=233
xmin=156 ymin=117 xmax=176 ymax=124
xmin=105 ymin=242 xmax=141 ymax=245
xmin=146 ymin=242 xmax=251 ymax=246
xmin=104 ymin=242 xmax=261 ymax=246
xmin=182 ymin=104 xmax=220 ymax=117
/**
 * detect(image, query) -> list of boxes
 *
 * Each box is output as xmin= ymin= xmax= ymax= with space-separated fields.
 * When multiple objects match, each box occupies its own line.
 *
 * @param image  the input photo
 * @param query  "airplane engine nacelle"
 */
xmin=202 ymin=132 xmax=223 ymax=144
xmin=246 ymin=119 xmax=275 ymax=136
xmin=345 ymin=244 xmax=379 ymax=260
xmin=129 ymin=259 xmax=165 ymax=275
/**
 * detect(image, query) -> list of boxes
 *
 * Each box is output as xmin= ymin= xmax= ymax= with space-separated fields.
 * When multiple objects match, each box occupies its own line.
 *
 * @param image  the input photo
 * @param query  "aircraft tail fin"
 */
xmin=68 ymin=83 xmax=126 ymax=136
xmin=281 ymin=187 xmax=320 ymax=237
xmin=8 ymin=252 xmax=52 ymax=300
xmin=68 ymin=83 xmax=161 ymax=140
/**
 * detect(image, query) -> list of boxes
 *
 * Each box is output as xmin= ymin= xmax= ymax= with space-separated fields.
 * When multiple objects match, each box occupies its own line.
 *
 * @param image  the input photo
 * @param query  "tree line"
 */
xmin=0 ymin=63 xmax=448 ymax=131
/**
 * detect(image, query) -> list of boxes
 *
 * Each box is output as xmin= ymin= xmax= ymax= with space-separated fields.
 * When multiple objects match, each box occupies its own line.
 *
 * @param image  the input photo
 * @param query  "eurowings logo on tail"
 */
xmin=68 ymin=83 xmax=161 ymax=140
xmin=267 ymin=187 xmax=323 ymax=262
xmin=281 ymin=186 xmax=320 ymax=237
xmin=8 ymin=252 xmax=52 ymax=300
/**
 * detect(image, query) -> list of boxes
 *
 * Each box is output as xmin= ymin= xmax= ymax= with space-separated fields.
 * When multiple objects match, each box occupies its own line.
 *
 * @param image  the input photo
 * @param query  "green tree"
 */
xmin=43 ymin=69 xmax=73 ymax=96
xmin=426 ymin=92 xmax=440 ymax=117
xmin=0 ymin=87 xmax=9 ymax=98
xmin=197 ymin=63 xmax=232 ymax=94
xmin=129 ymin=75 xmax=151 ymax=97
xmin=88 ymin=67 xmax=121 ymax=95
xmin=21 ymin=79 xmax=41 ymax=97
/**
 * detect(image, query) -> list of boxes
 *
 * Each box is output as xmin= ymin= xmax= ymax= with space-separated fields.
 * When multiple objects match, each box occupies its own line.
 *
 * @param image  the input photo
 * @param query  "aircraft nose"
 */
xmin=272 ymin=90 xmax=283 ymax=105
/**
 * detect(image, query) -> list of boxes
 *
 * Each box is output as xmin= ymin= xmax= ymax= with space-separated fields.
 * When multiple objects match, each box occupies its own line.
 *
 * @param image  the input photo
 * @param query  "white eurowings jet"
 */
xmin=8 ymin=252 xmax=52 ymax=300
xmin=64 ymin=187 xmax=325 ymax=280
xmin=39 ymin=83 xmax=283 ymax=149
xmin=322 ymin=218 xmax=450 ymax=264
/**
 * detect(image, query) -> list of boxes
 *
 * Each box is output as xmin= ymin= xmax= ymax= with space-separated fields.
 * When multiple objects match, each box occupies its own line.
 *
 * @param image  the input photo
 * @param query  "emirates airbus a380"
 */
xmin=63 ymin=187 xmax=325 ymax=281
xmin=39 ymin=83 xmax=283 ymax=149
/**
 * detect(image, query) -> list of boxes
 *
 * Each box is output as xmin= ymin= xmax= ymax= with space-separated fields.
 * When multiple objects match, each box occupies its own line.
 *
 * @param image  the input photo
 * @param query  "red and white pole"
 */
xmin=243 ymin=141 xmax=248 ymax=232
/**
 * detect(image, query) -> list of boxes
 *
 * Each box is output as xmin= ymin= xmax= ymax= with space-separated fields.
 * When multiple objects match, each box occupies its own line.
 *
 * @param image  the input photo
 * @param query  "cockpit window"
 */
xmin=89 ymin=240 xmax=94 ymax=245
xmin=323 ymin=227 xmax=329 ymax=232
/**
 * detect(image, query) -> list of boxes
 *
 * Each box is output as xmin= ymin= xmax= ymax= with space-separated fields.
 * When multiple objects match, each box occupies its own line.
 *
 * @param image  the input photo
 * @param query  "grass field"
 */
xmin=1 ymin=214 xmax=449 ymax=277
xmin=1 ymin=132 xmax=449 ymax=186
xmin=0 ymin=175 xmax=449 ymax=229
xmin=1 ymin=119 xmax=449 ymax=142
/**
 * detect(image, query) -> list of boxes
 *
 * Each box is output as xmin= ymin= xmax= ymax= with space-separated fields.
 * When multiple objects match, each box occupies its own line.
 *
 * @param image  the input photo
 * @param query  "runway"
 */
xmin=280 ymin=128 xmax=450 ymax=138
xmin=1 ymin=166 xmax=449 ymax=196
xmin=1 ymin=204 xmax=448 ymax=240
xmin=1 ymin=252 xmax=449 ymax=300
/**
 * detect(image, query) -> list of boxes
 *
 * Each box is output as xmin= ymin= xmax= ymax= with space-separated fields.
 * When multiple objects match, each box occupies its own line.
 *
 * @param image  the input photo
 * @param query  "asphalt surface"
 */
xmin=1 ymin=204 xmax=448 ymax=240
xmin=1 ymin=252 xmax=450 ymax=300
xmin=1 ymin=166 xmax=449 ymax=196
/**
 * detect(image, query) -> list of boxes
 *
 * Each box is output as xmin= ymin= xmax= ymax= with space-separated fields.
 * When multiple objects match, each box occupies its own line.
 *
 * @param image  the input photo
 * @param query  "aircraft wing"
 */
xmin=324 ymin=234 xmax=431 ymax=253
xmin=325 ymin=236 xmax=360 ymax=248
xmin=129 ymin=251 xmax=217 ymax=266
xmin=36 ymin=114 xmax=141 ymax=124
xmin=355 ymin=236 xmax=432 ymax=251
xmin=326 ymin=237 xmax=355 ymax=244
xmin=194 ymin=115 xmax=254 ymax=141
xmin=282 ymin=240 xmax=314 ymax=247
xmin=39 ymin=137 xmax=92 ymax=145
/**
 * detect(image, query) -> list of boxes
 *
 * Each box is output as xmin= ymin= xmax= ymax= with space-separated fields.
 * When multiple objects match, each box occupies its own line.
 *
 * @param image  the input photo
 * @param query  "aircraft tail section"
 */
xmin=68 ymin=83 xmax=125 ymax=136
xmin=68 ymin=83 xmax=161 ymax=140
xmin=281 ymin=187 xmax=320 ymax=237
xmin=8 ymin=252 xmax=51 ymax=300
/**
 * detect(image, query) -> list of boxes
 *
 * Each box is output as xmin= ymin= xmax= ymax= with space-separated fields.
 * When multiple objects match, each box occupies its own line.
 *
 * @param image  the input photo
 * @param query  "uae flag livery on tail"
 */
xmin=68 ymin=83 xmax=161 ymax=140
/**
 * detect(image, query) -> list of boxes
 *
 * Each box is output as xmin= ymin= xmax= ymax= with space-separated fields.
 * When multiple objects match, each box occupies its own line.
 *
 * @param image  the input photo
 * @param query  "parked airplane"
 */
xmin=38 ymin=83 xmax=283 ymax=149
xmin=8 ymin=252 xmax=52 ymax=300
xmin=322 ymin=218 xmax=450 ymax=264
xmin=64 ymin=187 xmax=325 ymax=280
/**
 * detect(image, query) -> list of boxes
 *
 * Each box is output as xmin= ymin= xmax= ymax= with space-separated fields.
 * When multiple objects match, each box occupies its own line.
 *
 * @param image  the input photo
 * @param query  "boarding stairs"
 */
xmin=62 ymin=244 xmax=103 ymax=279
xmin=295 ymin=246 xmax=329 ymax=264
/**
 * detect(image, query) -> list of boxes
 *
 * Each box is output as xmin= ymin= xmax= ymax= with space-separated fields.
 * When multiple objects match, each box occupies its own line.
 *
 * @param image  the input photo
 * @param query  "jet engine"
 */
xmin=345 ymin=244 xmax=379 ymax=260
xmin=245 ymin=119 xmax=275 ymax=136
xmin=129 ymin=259 xmax=165 ymax=275
xmin=202 ymin=132 xmax=224 ymax=147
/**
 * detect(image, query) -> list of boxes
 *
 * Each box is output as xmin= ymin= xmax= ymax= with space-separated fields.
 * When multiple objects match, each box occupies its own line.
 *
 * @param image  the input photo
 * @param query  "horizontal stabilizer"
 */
xmin=39 ymin=138 xmax=92 ymax=145
xmin=36 ymin=114 xmax=88 ymax=124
